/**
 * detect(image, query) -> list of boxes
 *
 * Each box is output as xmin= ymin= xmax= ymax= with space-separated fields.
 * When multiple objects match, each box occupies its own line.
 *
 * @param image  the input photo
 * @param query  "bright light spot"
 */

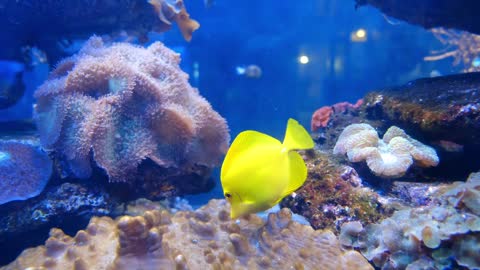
xmin=351 ymin=28 xmax=368 ymax=42
xmin=355 ymin=29 xmax=366 ymax=39
xmin=299 ymin=55 xmax=309 ymax=64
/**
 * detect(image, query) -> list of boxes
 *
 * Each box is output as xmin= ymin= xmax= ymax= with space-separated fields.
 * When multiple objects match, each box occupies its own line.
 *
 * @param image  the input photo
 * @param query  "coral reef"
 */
xmin=340 ymin=172 xmax=480 ymax=269
xmin=333 ymin=124 xmax=439 ymax=178
xmin=0 ymin=138 xmax=52 ymax=205
xmin=354 ymin=0 xmax=480 ymax=35
xmin=425 ymin=28 xmax=480 ymax=72
xmin=311 ymin=99 xmax=363 ymax=131
xmin=2 ymin=199 xmax=373 ymax=270
xmin=364 ymin=72 xmax=480 ymax=179
xmin=34 ymin=36 xmax=229 ymax=182
xmin=280 ymin=150 xmax=385 ymax=232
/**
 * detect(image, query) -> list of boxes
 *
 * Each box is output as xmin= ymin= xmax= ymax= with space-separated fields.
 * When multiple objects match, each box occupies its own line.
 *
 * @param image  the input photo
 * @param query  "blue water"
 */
xmin=0 ymin=0 xmax=454 ymax=137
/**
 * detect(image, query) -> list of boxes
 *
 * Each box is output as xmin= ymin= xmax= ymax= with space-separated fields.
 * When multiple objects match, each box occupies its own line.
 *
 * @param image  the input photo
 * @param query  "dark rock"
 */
xmin=0 ymin=0 xmax=165 ymax=63
xmin=355 ymin=0 xmax=480 ymax=35
xmin=0 ymin=182 xmax=117 ymax=265
xmin=364 ymin=72 xmax=480 ymax=179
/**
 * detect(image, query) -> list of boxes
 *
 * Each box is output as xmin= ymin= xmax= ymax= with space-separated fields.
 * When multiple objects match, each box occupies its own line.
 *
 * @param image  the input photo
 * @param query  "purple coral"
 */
xmin=0 ymin=139 xmax=53 ymax=205
xmin=34 ymin=37 xmax=229 ymax=182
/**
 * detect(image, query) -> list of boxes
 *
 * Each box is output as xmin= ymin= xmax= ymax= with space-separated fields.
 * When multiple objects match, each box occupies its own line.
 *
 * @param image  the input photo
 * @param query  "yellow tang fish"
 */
xmin=221 ymin=118 xmax=314 ymax=219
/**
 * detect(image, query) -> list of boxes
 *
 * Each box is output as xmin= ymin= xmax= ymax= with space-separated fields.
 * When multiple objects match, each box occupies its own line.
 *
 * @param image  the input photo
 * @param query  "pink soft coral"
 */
xmin=34 ymin=37 xmax=229 ymax=182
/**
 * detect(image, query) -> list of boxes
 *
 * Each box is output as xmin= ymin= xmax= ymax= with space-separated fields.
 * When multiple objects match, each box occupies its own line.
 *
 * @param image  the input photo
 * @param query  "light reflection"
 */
xmin=299 ymin=55 xmax=309 ymax=64
xmin=351 ymin=28 xmax=367 ymax=42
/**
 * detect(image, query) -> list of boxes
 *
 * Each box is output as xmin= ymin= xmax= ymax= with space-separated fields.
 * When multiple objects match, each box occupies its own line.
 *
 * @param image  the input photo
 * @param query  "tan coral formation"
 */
xmin=340 ymin=172 xmax=480 ymax=269
xmin=2 ymin=199 xmax=373 ymax=270
xmin=333 ymin=124 xmax=439 ymax=178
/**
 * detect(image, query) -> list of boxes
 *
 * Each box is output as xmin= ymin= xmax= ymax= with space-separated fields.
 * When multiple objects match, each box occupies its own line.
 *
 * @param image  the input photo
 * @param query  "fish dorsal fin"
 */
xmin=221 ymin=130 xmax=280 ymax=183
xmin=278 ymin=151 xmax=308 ymax=200
xmin=282 ymin=118 xmax=314 ymax=151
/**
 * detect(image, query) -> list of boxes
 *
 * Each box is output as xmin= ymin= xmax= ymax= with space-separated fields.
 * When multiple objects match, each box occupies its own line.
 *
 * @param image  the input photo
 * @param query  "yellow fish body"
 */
xmin=220 ymin=118 xmax=314 ymax=219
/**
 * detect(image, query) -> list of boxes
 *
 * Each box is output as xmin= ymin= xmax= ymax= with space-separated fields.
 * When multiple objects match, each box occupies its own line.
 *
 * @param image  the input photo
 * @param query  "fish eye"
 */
xmin=225 ymin=193 xmax=231 ymax=198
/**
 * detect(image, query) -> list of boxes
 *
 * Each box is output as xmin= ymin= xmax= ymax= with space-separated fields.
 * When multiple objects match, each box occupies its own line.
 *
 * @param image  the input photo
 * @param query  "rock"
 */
xmin=364 ymin=72 xmax=480 ymax=179
xmin=355 ymin=0 xmax=480 ymax=35
xmin=0 ymin=182 xmax=116 ymax=265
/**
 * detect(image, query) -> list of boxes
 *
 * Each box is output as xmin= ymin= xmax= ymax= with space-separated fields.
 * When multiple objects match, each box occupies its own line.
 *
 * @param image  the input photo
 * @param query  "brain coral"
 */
xmin=2 ymin=199 xmax=373 ymax=270
xmin=34 ymin=36 xmax=229 ymax=182
xmin=333 ymin=123 xmax=439 ymax=178
xmin=0 ymin=139 xmax=52 ymax=205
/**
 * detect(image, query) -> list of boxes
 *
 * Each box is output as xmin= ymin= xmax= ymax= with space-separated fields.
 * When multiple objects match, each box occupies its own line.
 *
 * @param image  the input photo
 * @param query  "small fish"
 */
xmin=221 ymin=118 xmax=314 ymax=219
xmin=236 ymin=64 xmax=262 ymax=79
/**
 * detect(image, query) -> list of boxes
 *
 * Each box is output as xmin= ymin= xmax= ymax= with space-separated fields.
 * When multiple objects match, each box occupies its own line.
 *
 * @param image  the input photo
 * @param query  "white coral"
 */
xmin=333 ymin=124 xmax=439 ymax=178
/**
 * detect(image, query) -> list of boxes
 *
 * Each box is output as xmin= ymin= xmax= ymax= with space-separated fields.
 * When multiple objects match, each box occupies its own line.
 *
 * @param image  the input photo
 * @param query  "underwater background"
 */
xmin=0 ymin=0 xmax=479 ymax=269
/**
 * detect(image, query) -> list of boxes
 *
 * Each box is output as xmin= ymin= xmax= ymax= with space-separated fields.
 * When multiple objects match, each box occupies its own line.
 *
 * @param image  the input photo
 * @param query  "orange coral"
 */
xmin=311 ymin=106 xmax=333 ymax=131
xmin=311 ymin=99 xmax=363 ymax=131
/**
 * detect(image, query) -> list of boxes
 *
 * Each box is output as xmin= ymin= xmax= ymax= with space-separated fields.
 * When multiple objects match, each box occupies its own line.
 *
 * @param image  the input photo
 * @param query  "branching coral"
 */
xmin=2 ymin=199 xmax=373 ymax=270
xmin=0 ymin=139 xmax=52 ymax=205
xmin=333 ymin=124 xmax=439 ymax=178
xmin=34 ymin=37 xmax=229 ymax=182
xmin=425 ymin=28 xmax=480 ymax=72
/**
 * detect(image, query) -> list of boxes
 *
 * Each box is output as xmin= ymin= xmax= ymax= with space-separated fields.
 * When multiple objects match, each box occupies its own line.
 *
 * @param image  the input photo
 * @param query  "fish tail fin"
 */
xmin=282 ymin=118 xmax=314 ymax=151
